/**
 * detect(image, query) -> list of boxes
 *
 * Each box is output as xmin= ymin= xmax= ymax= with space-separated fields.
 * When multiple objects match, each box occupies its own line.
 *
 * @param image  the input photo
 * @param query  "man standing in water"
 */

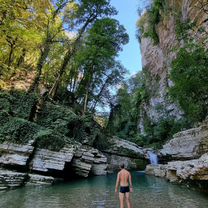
xmin=115 ymin=164 xmax=133 ymax=208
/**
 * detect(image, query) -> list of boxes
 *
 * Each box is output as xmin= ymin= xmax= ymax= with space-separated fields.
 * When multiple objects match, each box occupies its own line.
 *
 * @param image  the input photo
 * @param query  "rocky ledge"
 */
xmin=146 ymin=153 xmax=208 ymax=183
xmin=0 ymin=140 xmax=108 ymax=190
xmin=160 ymin=121 xmax=208 ymax=160
xmin=146 ymin=121 xmax=208 ymax=187
xmin=0 ymin=135 xmax=149 ymax=190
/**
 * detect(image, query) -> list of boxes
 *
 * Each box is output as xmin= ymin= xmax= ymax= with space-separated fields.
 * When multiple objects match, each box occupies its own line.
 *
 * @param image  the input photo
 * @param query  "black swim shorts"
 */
xmin=120 ymin=186 xmax=130 ymax=193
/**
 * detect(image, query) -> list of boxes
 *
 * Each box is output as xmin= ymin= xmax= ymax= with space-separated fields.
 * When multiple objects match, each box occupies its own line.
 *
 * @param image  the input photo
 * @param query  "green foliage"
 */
xmin=0 ymin=91 xmax=37 ymax=119
xmin=137 ymin=0 xmax=171 ymax=44
xmin=139 ymin=0 xmax=164 ymax=44
xmin=34 ymin=129 xmax=72 ymax=151
xmin=170 ymin=44 xmax=208 ymax=123
xmin=107 ymin=71 xmax=151 ymax=140
xmin=175 ymin=15 xmax=196 ymax=41
xmin=0 ymin=117 xmax=40 ymax=144
xmin=70 ymin=17 xmax=128 ymax=111
xmin=0 ymin=115 xmax=72 ymax=151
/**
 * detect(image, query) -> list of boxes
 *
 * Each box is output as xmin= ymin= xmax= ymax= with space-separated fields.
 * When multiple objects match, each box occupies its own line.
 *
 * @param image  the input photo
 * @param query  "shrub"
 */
xmin=0 ymin=117 xmax=40 ymax=144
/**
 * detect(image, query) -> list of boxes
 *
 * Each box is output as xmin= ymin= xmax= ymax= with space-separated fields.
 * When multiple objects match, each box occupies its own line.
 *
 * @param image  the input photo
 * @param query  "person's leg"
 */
xmin=119 ymin=192 xmax=125 ymax=208
xmin=125 ymin=192 xmax=131 ymax=208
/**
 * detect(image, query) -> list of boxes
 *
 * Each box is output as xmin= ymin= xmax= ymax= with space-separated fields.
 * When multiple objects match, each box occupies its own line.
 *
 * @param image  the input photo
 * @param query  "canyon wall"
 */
xmin=138 ymin=0 xmax=208 ymax=134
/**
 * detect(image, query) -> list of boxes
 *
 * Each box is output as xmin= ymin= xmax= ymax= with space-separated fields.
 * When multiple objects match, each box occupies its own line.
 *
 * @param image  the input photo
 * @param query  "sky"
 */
xmin=110 ymin=0 xmax=143 ymax=77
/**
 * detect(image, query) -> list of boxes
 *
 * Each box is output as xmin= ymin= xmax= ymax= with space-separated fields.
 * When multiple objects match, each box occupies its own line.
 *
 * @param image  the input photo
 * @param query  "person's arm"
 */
xmin=129 ymin=172 xmax=133 ymax=192
xmin=115 ymin=172 xmax=120 ymax=193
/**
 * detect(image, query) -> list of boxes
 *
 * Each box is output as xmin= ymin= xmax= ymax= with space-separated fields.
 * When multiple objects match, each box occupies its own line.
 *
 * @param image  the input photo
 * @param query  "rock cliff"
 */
xmin=138 ymin=0 xmax=208 ymax=133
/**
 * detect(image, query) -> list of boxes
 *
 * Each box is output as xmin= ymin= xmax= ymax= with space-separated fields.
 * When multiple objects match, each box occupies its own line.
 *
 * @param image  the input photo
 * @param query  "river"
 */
xmin=0 ymin=172 xmax=208 ymax=208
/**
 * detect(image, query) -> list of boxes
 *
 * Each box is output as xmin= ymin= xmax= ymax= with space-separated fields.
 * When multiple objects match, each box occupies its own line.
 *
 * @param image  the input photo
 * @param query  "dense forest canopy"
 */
xmin=0 ymin=0 xmax=129 ymax=114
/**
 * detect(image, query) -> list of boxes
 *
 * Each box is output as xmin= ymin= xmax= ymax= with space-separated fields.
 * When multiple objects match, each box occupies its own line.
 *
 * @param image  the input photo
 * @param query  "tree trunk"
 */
xmin=91 ymin=76 xmax=111 ymax=112
xmin=28 ymin=1 xmax=69 ymax=92
xmin=28 ymin=43 xmax=50 ymax=92
xmin=17 ymin=48 xmax=26 ymax=67
xmin=83 ymin=89 xmax=89 ymax=115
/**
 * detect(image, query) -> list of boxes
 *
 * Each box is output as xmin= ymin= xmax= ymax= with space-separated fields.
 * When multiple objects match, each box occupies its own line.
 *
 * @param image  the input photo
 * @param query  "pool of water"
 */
xmin=0 ymin=172 xmax=208 ymax=208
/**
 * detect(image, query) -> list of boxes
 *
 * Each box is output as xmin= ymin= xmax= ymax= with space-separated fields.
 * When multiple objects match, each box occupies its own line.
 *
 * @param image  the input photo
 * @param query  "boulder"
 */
xmin=160 ymin=121 xmax=208 ymax=160
xmin=104 ymin=137 xmax=145 ymax=158
xmin=145 ymin=164 xmax=166 ymax=178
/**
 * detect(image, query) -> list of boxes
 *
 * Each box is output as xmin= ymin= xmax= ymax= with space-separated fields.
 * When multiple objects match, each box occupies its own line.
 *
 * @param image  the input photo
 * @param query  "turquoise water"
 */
xmin=0 ymin=172 xmax=208 ymax=208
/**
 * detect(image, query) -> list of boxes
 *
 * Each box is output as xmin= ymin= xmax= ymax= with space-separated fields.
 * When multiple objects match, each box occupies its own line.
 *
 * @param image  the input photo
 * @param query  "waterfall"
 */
xmin=147 ymin=151 xmax=158 ymax=165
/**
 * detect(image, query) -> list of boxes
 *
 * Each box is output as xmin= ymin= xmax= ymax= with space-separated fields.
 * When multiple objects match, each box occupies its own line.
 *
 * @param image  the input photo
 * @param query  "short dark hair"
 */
xmin=120 ymin=163 xmax=125 ymax=169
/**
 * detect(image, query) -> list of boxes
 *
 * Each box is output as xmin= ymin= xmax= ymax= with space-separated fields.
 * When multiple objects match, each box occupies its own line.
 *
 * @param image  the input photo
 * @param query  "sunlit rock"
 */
xmin=160 ymin=121 xmax=208 ymax=160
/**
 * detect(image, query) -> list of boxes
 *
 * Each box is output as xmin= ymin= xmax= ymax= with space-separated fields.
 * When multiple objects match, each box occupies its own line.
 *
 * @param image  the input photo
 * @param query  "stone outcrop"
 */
xmin=72 ymin=146 xmax=107 ymax=177
xmin=31 ymin=147 xmax=74 ymax=174
xmin=106 ymin=154 xmax=147 ymax=172
xmin=104 ymin=137 xmax=144 ymax=158
xmin=146 ymin=121 xmax=208 ymax=187
xmin=160 ymin=121 xmax=208 ymax=160
xmin=146 ymin=153 xmax=208 ymax=183
xmin=27 ymin=174 xmax=54 ymax=185
xmin=103 ymin=137 xmax=147 ymax=171
xmin=0 ymin=140 xmax=35 ymax=169
xmin=0 ymin=141 xmax=109 ymax=190
xmin=166 ymin=153 xmax=208 ymax=182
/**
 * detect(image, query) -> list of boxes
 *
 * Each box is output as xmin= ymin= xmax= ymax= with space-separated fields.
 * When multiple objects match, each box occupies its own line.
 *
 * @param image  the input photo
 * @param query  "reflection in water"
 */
xmin=0 ymin=173 xmax=208 ymax=208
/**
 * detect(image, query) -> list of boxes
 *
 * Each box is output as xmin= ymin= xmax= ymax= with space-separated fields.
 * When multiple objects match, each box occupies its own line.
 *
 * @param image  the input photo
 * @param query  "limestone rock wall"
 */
xmin=139 ymin=0 xmax=208 ymax=132
xmin=0 ymin=141 xmax=109 ymax=190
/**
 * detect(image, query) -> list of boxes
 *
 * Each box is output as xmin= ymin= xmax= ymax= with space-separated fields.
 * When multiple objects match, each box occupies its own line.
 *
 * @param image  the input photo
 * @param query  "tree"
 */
xmin=0 ymin=0 xmax=51 ymax=85
xmin=48 ymin=0 xmax=117 ymax=98
xmin=67 ymin=18 xmax=128 ymax=114
xmin=28 ymin=0 xmax=71 ymax=92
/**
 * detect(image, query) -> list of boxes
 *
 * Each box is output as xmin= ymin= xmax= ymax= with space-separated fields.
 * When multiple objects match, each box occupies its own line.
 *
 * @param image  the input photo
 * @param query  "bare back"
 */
xmin=118 ymin=169 xmax=130 ymax=186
